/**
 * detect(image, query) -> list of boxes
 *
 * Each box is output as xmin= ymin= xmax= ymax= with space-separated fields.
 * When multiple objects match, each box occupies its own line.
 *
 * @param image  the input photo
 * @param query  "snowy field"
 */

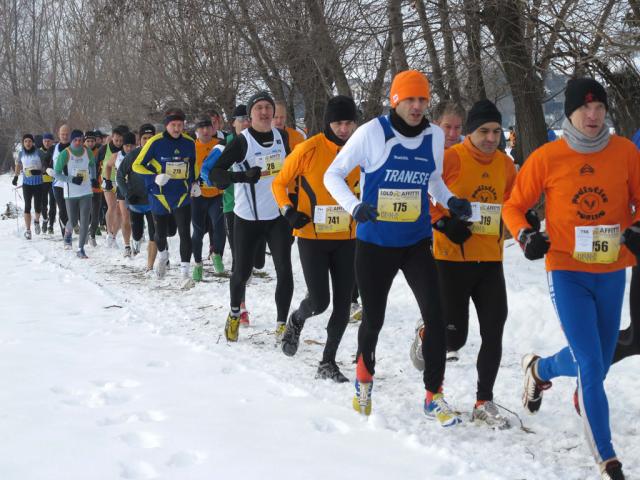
xmin=0 ymin=174 xmax=638 ymax=480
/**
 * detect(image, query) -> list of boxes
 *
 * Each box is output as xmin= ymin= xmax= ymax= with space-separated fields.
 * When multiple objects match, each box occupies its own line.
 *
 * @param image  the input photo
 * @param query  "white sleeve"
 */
xmin=324 ymin=121 xmax=380 ymax=215
xmin=427 ymin=125 xmax=454 ymax=207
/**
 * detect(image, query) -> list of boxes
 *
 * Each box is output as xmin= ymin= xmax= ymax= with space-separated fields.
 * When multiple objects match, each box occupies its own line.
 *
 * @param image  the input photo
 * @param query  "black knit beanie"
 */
xmin=564 ymin=78 xmax=608 ymax=118
xmin=247 ymin=91 xmax=275 ymax=118
xmin=324 ymin=96 xmax=358 ymax=125
xmin=22 ymin=133 xmax=34 ymax=142
xmin=123 ymin=131 xmax=137 ymax=146
xmin=465 ymin=99 xmax=502 ymax=134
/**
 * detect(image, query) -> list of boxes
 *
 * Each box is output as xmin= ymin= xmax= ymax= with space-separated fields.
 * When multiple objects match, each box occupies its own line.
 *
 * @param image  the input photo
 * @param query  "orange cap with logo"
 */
xmin=389 ymin=70 xmax=430 ymax=108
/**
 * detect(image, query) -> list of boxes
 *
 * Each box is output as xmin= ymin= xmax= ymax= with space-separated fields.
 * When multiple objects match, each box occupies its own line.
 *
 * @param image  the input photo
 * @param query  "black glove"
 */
xmin=230 ymin=166 xmax=262 ymax=184
xmin=91 ymin=179 xmax=99 ymax=189
xmin=103 ymin=179 xmax=113 ymax=191
xmin=434 ymin=216 xmax=472 ymax=245
xmin=30 ymin=169 xmax=42 ymax=176
xmin=525 ymin=209 xmax=541 ymax=232
xmin=518 ymin=228 xmax=550 ymax=260
xmin=12 ymin=175 xmax=18 ymax=186
xmin=622 ymin=222 xmax=640 ymax=256
xmin=71 ymin=175 xmax=84 ymax=185
xmin=282 ymin=206 xmax=311 ymax=229
xmin=353 ymin=203 xmax=379 ymax=223
xmin=447 ymin=197 xmax=472 ymax=220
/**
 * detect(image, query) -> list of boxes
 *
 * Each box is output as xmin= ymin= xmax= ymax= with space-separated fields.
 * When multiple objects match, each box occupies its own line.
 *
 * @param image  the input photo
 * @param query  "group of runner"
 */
xmin=11 ymin=71 xmax=640 ymax=480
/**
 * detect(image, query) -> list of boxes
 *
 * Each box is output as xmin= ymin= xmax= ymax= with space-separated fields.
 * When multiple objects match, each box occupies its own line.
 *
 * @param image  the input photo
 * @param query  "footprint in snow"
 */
xmin=166 ymin=450 xmax=206 ymax=468
xmin=146 ymin=360 xmax=169 ymax=368
xmin=98 ymin=410 xmax=167 ymax=426
xmin=310 ymin=417 xmax=351 ymax=435
xmin=119 ymin=431 xmax=163 ymax=449
xmin=119 ymin=460 xmax=158 ymax=479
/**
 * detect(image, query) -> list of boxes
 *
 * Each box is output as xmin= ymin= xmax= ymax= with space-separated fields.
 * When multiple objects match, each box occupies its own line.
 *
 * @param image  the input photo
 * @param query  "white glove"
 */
xmin=191 ymin=182 xmax=202 ymax=197
xmin=155 ymin=173 xmax=171 ymax=186
xmin=46 ymin=168 xmax=56 ymax=177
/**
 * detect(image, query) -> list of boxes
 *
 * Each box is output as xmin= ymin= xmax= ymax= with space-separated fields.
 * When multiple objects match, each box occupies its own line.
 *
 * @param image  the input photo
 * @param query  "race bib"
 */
xmin=255 ymin=153 xmax=283 ymax=177
xmin=469 ymin=202 xmax=502 ymax=236
xmin=165 ymin=161 xmax=187 ymax=179
xmin=377 ymin=188 xmax=421 ymax=222
xmin=314 ymin=205 xmax=351 ymax=233
xmin=573 ymin=225 xmax=621 ymax=264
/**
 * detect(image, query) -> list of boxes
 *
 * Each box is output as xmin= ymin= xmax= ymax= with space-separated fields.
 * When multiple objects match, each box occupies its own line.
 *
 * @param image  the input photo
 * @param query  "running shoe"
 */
xmin=24 ymin=230 xmax=32 ymax=240
xmin=274 ymin=322 xmax=286 ymax=344
xmin=124 ymin=245 xmax=132 ymax=258
xmin=76 ymin=248 xmax=88 ymax=259
xmin=157 ymin=250 xmax=169 ymax=278
xmin=239 ymin=308 xmax=250 ymax=327
xmin=316 ymin=361 xmax=349 ymax=383
xmin=224 ymin=312 xmax=240 ymax=342
xmin=192 ymin=263 xmax=203 ymax=282
xmin=600 ymin=459 xmax=625 ymax=480
xmin=447 ymin=350 xmax=460 ymax=362
xmin=352 ymin=379 xmax=373 ymax=416
xmin=47 ymin=226 xmax=54 ymax=235
xmin=522 ymin=353 xmax=552 ymax=414
xmin=212 ymin=253 xmax=224 ymax=274
xmin=89 ymin=236 xmax=97 ymax=247
xmin=409 ymin=320 xmax=424 ymax=371
xmin=281 ymin=311 xmax=304 ymax=357
xmin=34 ymin=221 xmax=41 ymax=235
xmin=132 ymin=240 xmax=140 ymax=255
xmin=471 ymin=401 xmax=510 ymax=429
xmin=349 ymin=302 xmax=362 ymax=323
xmin=64 ymin=232 xmax=72 ymax=249
xmin=424 ymin=393 xmax=462 ymax=427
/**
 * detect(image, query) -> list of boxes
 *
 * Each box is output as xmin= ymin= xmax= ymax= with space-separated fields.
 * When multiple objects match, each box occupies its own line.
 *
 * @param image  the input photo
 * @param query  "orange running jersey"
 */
xmin=195 ymin=138 xmax=221 ymax=197
xmin=503 ymin=136 xmax=640 ymax=272
xmin=272 ymin=133 xmax=359 ymax=240
xmin=431 ymin=137 xmax=517 ymax=261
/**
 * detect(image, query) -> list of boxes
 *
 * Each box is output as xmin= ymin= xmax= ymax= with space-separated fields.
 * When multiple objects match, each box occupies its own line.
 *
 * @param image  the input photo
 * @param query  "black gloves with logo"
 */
xmin=282 ymin=206 xmax=311 ymax=229
xmin=447 ymin=196 xmax=472 ymax=220
xmin=71 ymin=175 xmax=84 ymax=185
xmin=434 ymin=216 xmax=472 ymax=245
xmin=352 ymin=203 xmax=379 ymax=223
xmin=12 ymin=175 xmax=18 ymax=186
xmin=103 ymin=179 xmax=113 ymax=190
xmin=518 ymin=228 xmax=550 ymax=260
xmin=622 ymin=222 xmax=640 ymax=256
xmin=230 ymin=166 xmax=262 ymax=184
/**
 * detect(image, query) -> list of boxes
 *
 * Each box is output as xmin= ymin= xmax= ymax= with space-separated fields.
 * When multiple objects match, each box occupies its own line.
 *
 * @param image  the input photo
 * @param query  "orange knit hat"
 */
xmin=389 ymin=70 xmax=430 ymax=108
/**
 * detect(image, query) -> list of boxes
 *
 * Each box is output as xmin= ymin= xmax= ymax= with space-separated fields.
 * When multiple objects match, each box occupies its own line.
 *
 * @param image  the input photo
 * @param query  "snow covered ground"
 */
xmin=1 ymin=174 xmax=638 ymax=480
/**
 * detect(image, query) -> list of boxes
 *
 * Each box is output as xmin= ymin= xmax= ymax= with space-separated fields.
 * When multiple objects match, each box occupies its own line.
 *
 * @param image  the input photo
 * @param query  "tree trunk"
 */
xmin=463 ymin=0 xmax=486 ymax=103
xmin=413 ymin=0 xmax=447 ymax=101
xmin=482 ymin=0 xmax=547 ymax=162
xmin=439 ymin=0 xmax=462 ymax=103
xmin=388 ymin=0 xmax=409 ymax=72
xmin=362 ymin=33 xmax=392 ymax=121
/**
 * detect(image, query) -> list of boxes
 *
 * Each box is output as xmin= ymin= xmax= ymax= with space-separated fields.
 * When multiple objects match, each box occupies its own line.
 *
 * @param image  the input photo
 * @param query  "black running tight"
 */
xmin=230 ymin=215 xmax=293 ymax=324
xmin=296 ymin=238 xmax=356 ymax=362
xmin=153 ymin=204 xmax=191 ymax=262
xmin=436 ymin=260 xmax=508 ymax=401
xmin=355 ymin=238 xmax=445 ymax=393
